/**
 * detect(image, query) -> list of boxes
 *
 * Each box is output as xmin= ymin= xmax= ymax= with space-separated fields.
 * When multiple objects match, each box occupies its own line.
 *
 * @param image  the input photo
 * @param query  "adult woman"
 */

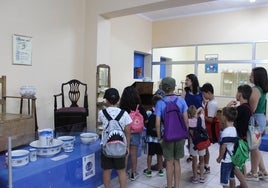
xmin=182 ymin=74 xmax=203 ymax=163
xmin=246 ymin=67 xmax=268 ymax=181
xmin=119 ymin=86 xmax=148 ymax=181
xmin=182 ymin=74 xmax=203 ymax=108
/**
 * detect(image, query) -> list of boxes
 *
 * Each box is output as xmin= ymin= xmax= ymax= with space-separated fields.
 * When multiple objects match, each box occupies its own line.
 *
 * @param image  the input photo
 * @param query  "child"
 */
xmin=143 ymin=95 xmax=164 ymax=177
xmin=216 ymin=107 xmax=238 ymax=188
xmin=98 ymin=88 xmax=132 ymax=188
xmin=187 ymin=105 xmax=206 ymax=183
xmin=201 ymin=82 xmax=218 ymax=174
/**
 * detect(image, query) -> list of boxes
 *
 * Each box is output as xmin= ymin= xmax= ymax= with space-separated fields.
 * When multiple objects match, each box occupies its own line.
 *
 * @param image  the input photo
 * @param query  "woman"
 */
xmin=246 ymin=67 xmax=268 ymax=181
xmin=119 ymin=86 xmax=148 ymax=181
xmin=182 ymin=74 xmax=203 ymax=109
xmin=182 ymin=74 xmax=204 ymax=163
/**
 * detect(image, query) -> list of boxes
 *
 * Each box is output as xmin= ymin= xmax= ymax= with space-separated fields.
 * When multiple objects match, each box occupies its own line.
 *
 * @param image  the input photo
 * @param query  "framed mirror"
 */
xmin=96 ymin=64 xmax=110 ymax=100
xmin=96 ymin=64 xmax=111 ymax=133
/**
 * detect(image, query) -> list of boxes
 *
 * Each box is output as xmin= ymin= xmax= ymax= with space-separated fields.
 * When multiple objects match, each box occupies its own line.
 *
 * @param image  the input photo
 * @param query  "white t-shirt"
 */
xmin=206 ymin=98 xmax=218 ymax=117
xmin=98 ymin=106 xmax=132 ymax=144
xmin=221 ymin=126 xmax=237 ymax=163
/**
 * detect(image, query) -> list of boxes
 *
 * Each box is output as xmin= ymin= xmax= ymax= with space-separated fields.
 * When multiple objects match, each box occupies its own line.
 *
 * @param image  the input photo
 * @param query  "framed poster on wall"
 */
xmin=13 ymin=34 xmax=32 ymax=65
xmin=205 ymin=54 xmax=218 ymax=73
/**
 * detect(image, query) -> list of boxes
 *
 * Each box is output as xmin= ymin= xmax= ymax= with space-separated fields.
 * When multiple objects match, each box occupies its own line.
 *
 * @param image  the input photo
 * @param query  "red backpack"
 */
xmin=129 ymin=105 xmax=144 ymax=133
xmin=204 ymin=102 xmax=220 ymax=143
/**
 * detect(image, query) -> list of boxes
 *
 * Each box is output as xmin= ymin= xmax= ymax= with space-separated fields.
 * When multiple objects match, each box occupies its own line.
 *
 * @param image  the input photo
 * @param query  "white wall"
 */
xmin=109 ymin=15 xmax=152 ymax=94
xmin=0 ymin=0 xmax=86 ymax=129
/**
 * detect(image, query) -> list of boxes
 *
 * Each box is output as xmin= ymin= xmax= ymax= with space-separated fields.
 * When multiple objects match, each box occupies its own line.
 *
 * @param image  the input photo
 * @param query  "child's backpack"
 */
xmin=162 ymin=97 xmax=188 ymax=142
xmin=129 ymin=104 xmax=144 ymax=133
xmin=146 ymin=110 xmax=157 ymax=137
xmin=226 ymin=138 xmax=249 ymax=171
xmin=102 ymin=109 xmax=127 ymax=158
xmin=189 ymin=116 xmax=211 ymax=151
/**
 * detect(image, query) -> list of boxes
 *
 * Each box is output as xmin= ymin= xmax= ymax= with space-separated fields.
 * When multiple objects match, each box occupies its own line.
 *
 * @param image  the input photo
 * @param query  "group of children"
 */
xmin=98 ymin=71 xmax=267 ymax=188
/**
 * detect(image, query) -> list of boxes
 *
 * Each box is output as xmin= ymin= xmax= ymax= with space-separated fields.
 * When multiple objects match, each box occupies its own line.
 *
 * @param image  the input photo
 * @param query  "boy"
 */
xmin=98 ymin=88 xmax=132 ymax=188
xmin=155 ymin=77 xmax=188 ymax=188
xmin=143 ymin=94 xmax=164 ymax=177
xmin=201 ymin=82 xmax=218 ymax=174
xmin=216 ymin=107 xmax=238 ymax=188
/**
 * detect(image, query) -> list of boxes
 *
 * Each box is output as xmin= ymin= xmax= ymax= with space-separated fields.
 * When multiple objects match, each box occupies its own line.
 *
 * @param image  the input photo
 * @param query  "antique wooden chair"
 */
xmin=0 ymin=75 xmax=37 ymax=152
xmin=54 ymin=79 xmax=88 ymax=135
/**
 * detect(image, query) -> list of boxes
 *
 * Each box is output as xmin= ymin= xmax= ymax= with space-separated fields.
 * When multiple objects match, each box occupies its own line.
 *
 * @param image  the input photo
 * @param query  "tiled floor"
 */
xmin=99 ymin=143 xmax=268 ymax=188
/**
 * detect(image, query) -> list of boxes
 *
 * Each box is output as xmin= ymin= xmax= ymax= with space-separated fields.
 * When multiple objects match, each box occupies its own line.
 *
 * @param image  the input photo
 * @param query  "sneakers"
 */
xmin=246 ymin=171 xmax=259 ymax=181
xmin=204 ymin=166 xmax=210 ymax=174
xmin=143 ymin=169 xmax=152 ymax=177
xmin=191 ymin=177 xmax=199 ymax=184
xmin=199 ymin=177 xmax=205 ymax=183
xmin=158 ymin=169 xmax=164 ymax=177
xmin=130 ymin=172 xmax=139 ymax=181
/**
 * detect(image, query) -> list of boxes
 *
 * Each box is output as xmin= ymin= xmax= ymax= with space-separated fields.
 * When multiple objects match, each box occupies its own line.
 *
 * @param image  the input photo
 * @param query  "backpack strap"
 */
xmin=197 ymin=116 xmax=202 ymax=128
xmin=103 ymin=109 xmax=112 ymax=121
xmin=115 ymin=110 xmax=125 ymax=121
xmin=136 ymin=104 xmax=140 ymax=112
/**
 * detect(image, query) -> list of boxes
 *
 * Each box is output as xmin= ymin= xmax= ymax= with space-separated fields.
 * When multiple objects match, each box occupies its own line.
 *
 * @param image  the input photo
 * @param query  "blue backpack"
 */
xmin=162 ymin=97 xmax=188 ymax=142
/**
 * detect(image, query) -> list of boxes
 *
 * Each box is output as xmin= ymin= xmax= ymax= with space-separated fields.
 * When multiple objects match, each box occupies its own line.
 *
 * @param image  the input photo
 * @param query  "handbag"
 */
xmin=247 ymin=116 xmax=261 ymax=150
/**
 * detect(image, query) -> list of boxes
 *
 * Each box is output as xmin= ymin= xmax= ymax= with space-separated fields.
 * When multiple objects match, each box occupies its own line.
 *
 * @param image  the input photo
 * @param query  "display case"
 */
xmin=221 ymin=71 xmax=250 ymax=96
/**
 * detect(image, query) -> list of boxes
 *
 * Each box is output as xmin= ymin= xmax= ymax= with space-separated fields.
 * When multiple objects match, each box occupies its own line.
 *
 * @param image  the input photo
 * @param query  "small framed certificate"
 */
xmin=13 ymin=34 xmax=32 ymax=65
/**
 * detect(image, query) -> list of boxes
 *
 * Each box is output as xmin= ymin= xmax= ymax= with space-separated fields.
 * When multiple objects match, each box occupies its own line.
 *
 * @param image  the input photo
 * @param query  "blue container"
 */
xmin=259 ymin=134 xmax=268 ymax=152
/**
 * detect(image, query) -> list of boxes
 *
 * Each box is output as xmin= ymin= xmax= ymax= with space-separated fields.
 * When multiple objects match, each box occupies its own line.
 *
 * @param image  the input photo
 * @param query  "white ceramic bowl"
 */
xmin=20 ymin=86 xmax=36 ymax=97
xmin=57 ymin=136 xmax=75 ymax=152
xmin=80 ymin=132 xmax=98 ymax=144
xmin=29 ymin=139 xmax=63 ymax=157
xmin=6 ymin=149 xmax=30 ymax=167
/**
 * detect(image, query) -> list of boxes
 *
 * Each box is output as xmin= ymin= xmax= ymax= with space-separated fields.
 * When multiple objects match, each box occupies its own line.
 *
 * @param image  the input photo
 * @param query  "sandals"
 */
xmin=245 ymin=171 xmax=259 ymax=181
xmin=258 ymin=171 xmax=268 ymax=180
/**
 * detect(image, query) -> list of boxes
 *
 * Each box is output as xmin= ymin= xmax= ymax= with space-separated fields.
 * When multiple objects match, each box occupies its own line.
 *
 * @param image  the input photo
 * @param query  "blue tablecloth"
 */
xmin=0 ymin=136 xmax=104 ymax=188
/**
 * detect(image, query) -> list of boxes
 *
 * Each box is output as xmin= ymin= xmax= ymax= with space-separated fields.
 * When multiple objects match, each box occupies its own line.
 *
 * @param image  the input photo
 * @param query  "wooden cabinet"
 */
xmin=132 ymin=81 xmax=154 ymax=111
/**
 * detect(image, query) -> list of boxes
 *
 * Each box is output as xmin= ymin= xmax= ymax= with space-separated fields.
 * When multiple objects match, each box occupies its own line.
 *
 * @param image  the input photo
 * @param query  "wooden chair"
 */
xmin=0 ymin=75 xmax=37 ymax=152
xmin=54 ymin=79 xmax=88 ymax=135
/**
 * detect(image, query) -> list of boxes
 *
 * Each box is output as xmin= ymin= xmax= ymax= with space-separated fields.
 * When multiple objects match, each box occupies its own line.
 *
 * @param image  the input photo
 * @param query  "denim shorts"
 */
xmin=130 ymin=133 xmax=141 ymax=146
xmin=220 ymin=162 xmax=235 ymax=186
xmin=254 ymin=113 xmax=266 ymax=134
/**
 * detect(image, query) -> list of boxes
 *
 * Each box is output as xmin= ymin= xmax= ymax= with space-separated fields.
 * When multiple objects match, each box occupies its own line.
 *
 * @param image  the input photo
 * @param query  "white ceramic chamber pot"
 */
xmin=6 ymin=150 xmax=30 ymax=167
xmin=57 ymin=136 xmax=75 ymax=152
xmin=38 ymin=128 xmax=54 ymax=147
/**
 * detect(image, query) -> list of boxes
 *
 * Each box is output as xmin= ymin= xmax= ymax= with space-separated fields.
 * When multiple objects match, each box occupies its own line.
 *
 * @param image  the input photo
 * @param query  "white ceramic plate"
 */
xmin=29 ymin=139 xmax=63 ymax=157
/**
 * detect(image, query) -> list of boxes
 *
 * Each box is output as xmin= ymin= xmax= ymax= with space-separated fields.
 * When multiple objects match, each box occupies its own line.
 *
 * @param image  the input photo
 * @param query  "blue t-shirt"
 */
xmin=155 ymin=95 xmax=188 ymax=120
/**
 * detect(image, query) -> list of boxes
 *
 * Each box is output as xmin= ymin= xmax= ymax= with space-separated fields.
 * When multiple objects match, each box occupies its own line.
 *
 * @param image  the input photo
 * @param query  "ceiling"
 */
xmin=139 ymin=0 xmax=268 ymax=21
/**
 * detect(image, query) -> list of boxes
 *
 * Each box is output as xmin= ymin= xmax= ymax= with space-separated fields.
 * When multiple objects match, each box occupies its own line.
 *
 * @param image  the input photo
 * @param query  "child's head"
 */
xmin=161 ymin=77 xmax=176 ymax=93
xmin=187 ymin=105 xmax=197 ymax=119
xmin=201 ymin=83 xmax=214 ymax=100
xmin=236 ymin=84 xmax=252 ymax=102
xmin=103 ymin=88 xmax=120 ymax=105
xmin=222 ymin=107 xmax=237 ymax=123
xmin=152 ymin=94 xmax=162 ymax=106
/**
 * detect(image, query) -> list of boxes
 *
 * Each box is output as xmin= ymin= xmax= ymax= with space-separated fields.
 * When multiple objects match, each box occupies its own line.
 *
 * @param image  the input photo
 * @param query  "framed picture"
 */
xmin=13 ymin=34 xmax=32 ymax=65
xmin=205 ymin=54 xmax=218 ymax=73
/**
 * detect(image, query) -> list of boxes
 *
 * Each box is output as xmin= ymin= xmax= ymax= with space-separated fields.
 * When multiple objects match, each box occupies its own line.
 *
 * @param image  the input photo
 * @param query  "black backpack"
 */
xmin=189 ymin=116 xmax=211 ymax=150
xmin=146 ymin=110 xmax=157 ymax=137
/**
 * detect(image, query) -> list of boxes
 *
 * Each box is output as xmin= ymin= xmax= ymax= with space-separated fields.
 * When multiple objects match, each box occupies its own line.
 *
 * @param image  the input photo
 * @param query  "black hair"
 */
xmin=237 ymin=84 xmax=252 ymax=101
xmin=201 ymin=83 xmax=214 ymax=94
xmin=119 ymin=86 xmax=141 ymax=113
xmin=152 ymin=94 xmax=162 ymax=106
xmin=184 ymin=74 xmax=200 ymax=94
xmin=252 ymin=67 xmax=268 ymax=93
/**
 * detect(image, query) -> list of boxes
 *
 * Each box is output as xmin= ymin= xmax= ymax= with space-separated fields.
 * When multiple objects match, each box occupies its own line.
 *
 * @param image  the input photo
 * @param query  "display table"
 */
xmin=0 ymin=136 xmax=106 ymax=188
